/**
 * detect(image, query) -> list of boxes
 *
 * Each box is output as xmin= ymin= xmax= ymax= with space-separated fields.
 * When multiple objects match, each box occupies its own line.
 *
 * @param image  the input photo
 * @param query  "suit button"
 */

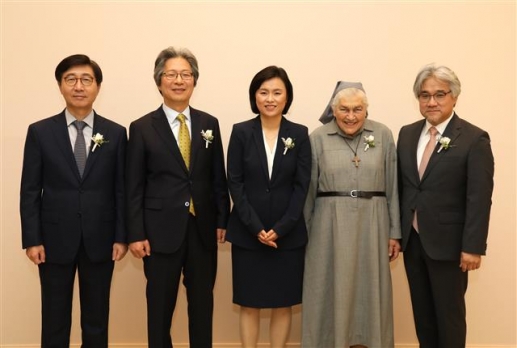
xmin=185 ymin=202 xmax=190 ymax=207
xmin=266 ymin=189 xmax=270 ymax=193
xmin=77 ymin=212 xmax=82 ymax=217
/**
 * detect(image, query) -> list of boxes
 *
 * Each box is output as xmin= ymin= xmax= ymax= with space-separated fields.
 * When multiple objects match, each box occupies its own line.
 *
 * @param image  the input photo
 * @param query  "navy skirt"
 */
xmin=231 ymin=244 xmax=305 ymax=308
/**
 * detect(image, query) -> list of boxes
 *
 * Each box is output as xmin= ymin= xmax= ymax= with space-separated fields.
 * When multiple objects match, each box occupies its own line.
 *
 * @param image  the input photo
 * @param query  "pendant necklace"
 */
xmin=343 ymin=132 xmax=363 ymax=168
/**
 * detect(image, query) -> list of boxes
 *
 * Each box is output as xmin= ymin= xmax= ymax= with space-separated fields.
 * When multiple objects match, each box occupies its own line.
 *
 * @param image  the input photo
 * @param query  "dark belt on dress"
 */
xmin=317 ymin=190 xmax=386 ymax=199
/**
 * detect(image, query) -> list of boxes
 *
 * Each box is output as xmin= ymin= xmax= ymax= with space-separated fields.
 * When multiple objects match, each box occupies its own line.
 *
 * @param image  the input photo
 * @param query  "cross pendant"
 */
xmin=352 ymin=155 xmax=361 ymax=168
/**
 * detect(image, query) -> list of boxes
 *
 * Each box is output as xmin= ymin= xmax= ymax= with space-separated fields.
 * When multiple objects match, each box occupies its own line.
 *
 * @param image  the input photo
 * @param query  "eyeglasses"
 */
xmin=63 ymin=75 xmax=95 ymax=86
xmin=162 ymin=71 xmax=193 ymax=81
xmin=418 ymin=90 xmax=452 ymax=103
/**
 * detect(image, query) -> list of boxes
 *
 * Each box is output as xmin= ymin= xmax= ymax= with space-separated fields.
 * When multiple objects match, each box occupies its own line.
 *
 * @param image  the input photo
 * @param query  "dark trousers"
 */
xmin=404 ymin=229 xmax=468 ymax=348
xmin=38 ymin=244 xmax=115 ymax=348
xmin=144 ymin=215 xmax=217 ymax=348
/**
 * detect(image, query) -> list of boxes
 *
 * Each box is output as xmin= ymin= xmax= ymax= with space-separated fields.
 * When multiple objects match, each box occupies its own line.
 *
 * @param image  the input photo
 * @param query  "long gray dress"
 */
xmin=302 ymin=119 xmax=401 ymax=348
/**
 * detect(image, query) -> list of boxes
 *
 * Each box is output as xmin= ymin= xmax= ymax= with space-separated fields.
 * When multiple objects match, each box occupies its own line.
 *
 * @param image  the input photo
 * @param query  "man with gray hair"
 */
xmin=397 ymin=64 xmax=494 ymax=347
xmin=125 ymin=46 xmax=230 ymax=347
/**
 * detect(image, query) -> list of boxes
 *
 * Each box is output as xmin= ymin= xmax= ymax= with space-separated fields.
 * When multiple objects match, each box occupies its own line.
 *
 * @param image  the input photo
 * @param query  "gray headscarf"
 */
xmin=319 ymin=81 xmax=366 ymax=124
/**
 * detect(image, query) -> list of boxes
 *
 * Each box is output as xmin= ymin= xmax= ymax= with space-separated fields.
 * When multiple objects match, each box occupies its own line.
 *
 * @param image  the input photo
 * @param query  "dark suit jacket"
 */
xmin=20 ymin=111 xmax=127 ymax=264
xmin=125 ymin=106 xmax=230 ymax=253
xmin=397 ymin=113 xmax=494 ymax=260
xmin=225 ymin=116 xmax=311 ymax=250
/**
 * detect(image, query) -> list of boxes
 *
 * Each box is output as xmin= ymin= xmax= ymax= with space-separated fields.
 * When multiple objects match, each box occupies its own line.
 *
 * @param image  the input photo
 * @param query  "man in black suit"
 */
xmin=20 ymin=54 xmax=127 ymax=348
xmin=397 ymin=64 xmax=494 ymax=348
xmin=126 ymin=46 xmax=230 ymax=348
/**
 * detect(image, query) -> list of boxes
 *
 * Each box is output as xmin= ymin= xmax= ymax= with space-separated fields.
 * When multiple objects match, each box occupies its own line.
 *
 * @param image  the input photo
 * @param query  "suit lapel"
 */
xmin=190 ymin=108 xmax=202 ymax=172
xmin=50 ymin=112 xmax=82 ymax=181
xmin=409 ymin=121 xmax=425 ymax=183
xmin=251 ymin=117 xmax=270 ymax=181
xmin=82 ymin=112 xmax=108 ymax=181
xmin=270 ymin=117 xmax=289 ymax=184
xmin=421 ymin=114 xmax=462 ymax=181
xmin=151 ymin=107 xmax=189 ymax=174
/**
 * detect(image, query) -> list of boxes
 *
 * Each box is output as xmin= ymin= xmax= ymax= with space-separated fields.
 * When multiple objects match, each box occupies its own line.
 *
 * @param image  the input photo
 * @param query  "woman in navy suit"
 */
xmin=226 ymin=66 xmax=311 ymax=347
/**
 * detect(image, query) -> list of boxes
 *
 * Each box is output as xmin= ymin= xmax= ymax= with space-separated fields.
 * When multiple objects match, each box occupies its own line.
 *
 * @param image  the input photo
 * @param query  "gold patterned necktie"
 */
xmin=177 ymin=114 xmax=195 ymax=215
xmin=177 ymin=114 xmax=191 ymax=168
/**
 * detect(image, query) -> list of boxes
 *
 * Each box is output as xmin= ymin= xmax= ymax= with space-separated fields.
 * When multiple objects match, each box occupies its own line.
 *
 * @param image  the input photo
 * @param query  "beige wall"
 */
xmin=1 ymin=1 xmax=515 ymax=347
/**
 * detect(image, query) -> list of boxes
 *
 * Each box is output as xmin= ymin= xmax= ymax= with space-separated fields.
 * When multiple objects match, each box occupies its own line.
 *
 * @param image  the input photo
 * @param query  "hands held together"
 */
xmin=258 ymin=229 xmax=278 ymax=248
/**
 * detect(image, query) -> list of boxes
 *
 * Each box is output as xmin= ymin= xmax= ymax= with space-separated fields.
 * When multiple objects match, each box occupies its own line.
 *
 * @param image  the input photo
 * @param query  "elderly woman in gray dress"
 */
xmin=302 ymin=82 xmax=401 ymax=348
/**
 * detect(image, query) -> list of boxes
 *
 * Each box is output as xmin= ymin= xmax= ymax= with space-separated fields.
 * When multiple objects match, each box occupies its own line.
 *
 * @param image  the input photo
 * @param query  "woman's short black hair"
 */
xmin=249 ymin=66 xmax=293 ymax=115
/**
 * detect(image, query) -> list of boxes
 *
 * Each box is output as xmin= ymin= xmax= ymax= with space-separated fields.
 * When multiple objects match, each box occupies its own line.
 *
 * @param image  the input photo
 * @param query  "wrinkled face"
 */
xmin=59 ymin=65 xmax=100 ymax=115
xmin=418 ymin=77 xmax=457 ymax=126
xmin=333 ymin=94 xmax=367 ymax=136
xmin=159 ymin=57 xmax=195 ymax=111
xmin=255 ymin=77 xmax=287 ymax=118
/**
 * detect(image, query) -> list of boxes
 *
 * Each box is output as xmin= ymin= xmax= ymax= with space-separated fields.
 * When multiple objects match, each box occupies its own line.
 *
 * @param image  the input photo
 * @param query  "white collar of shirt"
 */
xmin=163 ymin=104 xmax=191 ymax=142
xmin=421 ymin=111 xmax=455 ymax=138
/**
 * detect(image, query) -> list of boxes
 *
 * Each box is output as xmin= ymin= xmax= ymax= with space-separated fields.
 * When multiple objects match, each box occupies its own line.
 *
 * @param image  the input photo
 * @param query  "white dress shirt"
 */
xmin=262 ymin=131 xmax=277 ymax=179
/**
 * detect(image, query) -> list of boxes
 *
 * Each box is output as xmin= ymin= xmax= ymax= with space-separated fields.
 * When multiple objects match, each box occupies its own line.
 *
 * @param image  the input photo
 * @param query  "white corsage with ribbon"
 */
xmin=281 ymin=137 xmax=295 ymax=155
xmin=201 ymin=129 xmax=214 ymax=148
xmin=91 ymin=133 xmax=108 ymax=152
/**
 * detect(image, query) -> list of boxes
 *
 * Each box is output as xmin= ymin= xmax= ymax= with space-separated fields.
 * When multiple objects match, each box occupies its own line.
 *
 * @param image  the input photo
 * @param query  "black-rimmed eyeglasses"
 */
xmin=418 ymin=90 xmax=452 ymax=103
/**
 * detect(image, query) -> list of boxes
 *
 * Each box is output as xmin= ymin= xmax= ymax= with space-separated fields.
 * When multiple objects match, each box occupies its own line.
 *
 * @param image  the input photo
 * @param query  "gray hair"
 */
xmin=331 ymin=88 xmax=369 ymax=110
xmin=153 ymin=47 xmax=200 ymax=87
xmin=413 ymin=64 xmax=461 ymax=98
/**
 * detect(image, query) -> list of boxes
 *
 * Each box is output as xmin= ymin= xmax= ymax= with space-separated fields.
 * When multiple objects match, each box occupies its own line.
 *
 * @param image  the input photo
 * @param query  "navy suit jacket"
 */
xmin=226 ymin=116 xmax=311 ymax=250
xmin=397 ymin=113 xmax=494 ymax=260
xmin=125 ymin=106 xmax=230 ymax=253
xmin=20 ymin=111 xmax=127 ymax=264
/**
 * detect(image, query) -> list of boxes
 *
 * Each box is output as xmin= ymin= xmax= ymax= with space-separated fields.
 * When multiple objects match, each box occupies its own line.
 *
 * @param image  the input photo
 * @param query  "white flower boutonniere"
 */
xmin=91 ymin=133 xmax=109 ymax=152
xmin=363 ymin=134 xmax=375 ymax=151
xmin=281 ymin=137 xmax=295 ymax=155
xmin=437 ymin=136 xmax=454 ymax=153
xmin=201 ymin=129 xmax=214 ymax=148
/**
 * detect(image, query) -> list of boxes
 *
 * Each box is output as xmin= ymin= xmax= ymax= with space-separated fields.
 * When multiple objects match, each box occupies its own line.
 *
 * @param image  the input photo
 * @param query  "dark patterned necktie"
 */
xmin=73 ymin=121 xmax=86 ymax=177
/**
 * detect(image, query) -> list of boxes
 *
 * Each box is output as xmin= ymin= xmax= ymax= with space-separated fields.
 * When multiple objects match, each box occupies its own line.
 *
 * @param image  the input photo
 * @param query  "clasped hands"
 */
xmin=258 ymin=229 xmax=278 ymax=248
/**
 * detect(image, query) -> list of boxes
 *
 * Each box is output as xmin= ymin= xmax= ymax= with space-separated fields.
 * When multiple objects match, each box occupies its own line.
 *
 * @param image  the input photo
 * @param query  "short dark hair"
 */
xmin=55 ymin=54 xmax=103 ymax=86
xmin=249 ymin=66 xmax=293 ymax=115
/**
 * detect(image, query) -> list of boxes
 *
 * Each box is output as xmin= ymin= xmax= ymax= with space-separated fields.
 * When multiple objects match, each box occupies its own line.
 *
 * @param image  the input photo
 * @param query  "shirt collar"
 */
xmin=65 ymin=109 xmax=94 ymax=128
xmin=423 ymin=111 xmax=455 ymax=136
xmin=162 ymin=104 xmax=191 ymax=123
